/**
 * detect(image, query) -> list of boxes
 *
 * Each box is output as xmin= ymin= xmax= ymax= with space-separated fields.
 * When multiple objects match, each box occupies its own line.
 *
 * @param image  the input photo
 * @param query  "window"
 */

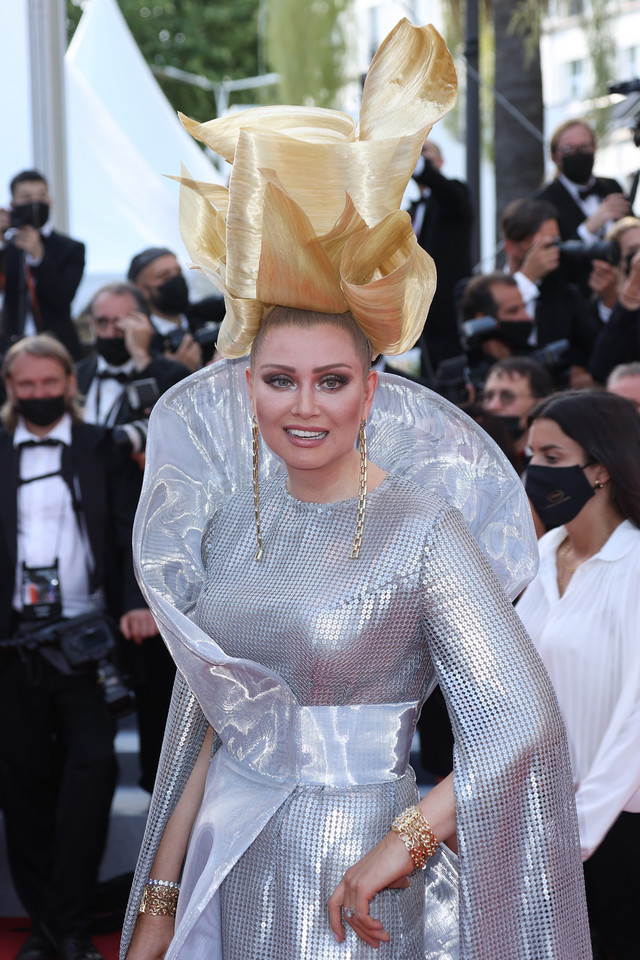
xmin=567 ymin=59 xmax=586 ymax=100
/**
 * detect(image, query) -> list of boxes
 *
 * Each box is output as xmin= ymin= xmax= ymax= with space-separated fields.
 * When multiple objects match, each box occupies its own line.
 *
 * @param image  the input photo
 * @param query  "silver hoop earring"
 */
xmin=252 ymin=417 xmax=263 ymax=561
xmin=351 ymin=420 xmax=368 ymax=559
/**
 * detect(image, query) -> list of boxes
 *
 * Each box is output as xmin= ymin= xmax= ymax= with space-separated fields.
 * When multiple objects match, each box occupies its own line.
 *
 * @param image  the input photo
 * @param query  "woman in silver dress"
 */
xmin=121 ymin=21 xmax=591 ymax=960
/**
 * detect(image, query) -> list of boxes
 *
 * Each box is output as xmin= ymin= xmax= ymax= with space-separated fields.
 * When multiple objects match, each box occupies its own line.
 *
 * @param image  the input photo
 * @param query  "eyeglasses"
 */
xmin=93 ymin=315 xmax=123 ymax=331
xmin=556 ymin=143 xmax=595 ymax=157
xmin=482 ymin=389 xmax=532 ymax=407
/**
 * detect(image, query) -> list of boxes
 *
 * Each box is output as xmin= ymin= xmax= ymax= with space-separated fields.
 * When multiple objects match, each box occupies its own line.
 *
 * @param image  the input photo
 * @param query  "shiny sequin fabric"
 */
xmin=121 ymin=361 xmax=591 ymax=959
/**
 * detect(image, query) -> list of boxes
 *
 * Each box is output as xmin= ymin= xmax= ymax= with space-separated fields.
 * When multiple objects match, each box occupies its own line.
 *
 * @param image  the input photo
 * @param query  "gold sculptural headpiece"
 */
xmin=174 ymin=19 xmax=457 ymax=358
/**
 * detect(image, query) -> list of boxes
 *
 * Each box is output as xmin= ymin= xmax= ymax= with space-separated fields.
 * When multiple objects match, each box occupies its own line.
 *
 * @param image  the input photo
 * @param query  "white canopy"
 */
xmin=1 ymin=0 xmax=223 ymax=307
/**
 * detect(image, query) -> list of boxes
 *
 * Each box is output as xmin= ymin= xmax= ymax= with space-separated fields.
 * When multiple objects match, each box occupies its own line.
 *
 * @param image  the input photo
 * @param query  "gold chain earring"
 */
xmin=252 ymin=416 xmax=263 ymax=561
xmin=351 ymin=420 xmax=368 ymax=559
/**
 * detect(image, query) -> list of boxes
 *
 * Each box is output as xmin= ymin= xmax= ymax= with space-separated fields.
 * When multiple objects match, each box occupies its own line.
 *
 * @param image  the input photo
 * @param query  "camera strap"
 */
xmin=16 ymin=444 xmax=99 ymax=596
xmin=60 ymin=444 xmax=98 ymax=594
xmin=93 ymin=375 xmax=129 ymax=427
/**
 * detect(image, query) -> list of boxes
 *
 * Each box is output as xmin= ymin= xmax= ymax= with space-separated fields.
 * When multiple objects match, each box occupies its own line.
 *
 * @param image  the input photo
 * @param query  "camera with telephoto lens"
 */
xmin=461 ymin=316 xmax=570 ymax=372
xmin=164 ymin=322 xmax=220 ymax=353
xmin=112 ymin=377 xmax=160 ymax=455
xmin=554 ymin=238 xmax=620 ymax=267
xmin=9 ymin=202 xmax=49 ymax=229
xmin=433 ymin=355 xmax=471 ymax=405
xmin=460 ymin=315 xmax=500 ymax=351
xmin=528 ymin=339 xmax=570 ymax=369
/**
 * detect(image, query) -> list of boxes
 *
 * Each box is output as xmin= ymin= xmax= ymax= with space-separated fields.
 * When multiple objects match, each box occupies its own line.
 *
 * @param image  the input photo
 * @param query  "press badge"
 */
xmin=21 ymin=560 xmax=62 ymax=620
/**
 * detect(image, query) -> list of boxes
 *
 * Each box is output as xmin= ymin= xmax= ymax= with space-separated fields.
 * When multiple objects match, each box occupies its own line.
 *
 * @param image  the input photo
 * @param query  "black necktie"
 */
xmin=95 ymin=369 xmax=130 ymax=384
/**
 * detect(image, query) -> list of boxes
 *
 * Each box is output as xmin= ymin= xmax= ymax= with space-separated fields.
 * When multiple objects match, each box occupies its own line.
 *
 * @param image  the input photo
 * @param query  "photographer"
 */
xmin=502 ymin=197 xmax=600 ymax=386
xmin=534 ymin=119 xmax=629 ymax=297
xmin=590 ymin=217 xmax=640 ymax=383
xmin=0 ymin=335 xmax=156 ymax=960
xmin=76 ymin=283 xmax=189 ymax=792
xmin=410 ymin=140 xmax=473 ymax=371
xmin=76 ymin=283 xmax=189 ymax=453
xmin=458 ymin=272 xmax=537 ymax=388
xmin=0 ymin=170 xmax=85 ymax=361
xmin=127 ymin=247 xmax=223 ymax=371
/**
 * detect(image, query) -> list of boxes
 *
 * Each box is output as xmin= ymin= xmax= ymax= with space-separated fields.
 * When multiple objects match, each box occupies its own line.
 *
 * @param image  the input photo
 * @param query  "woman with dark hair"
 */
xmin=519 ymin=389 xmax=640 ymax=959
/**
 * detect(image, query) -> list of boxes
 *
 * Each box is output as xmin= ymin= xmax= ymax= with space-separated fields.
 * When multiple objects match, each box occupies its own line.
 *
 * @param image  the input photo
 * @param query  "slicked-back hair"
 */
xmin=85 ymin=282 xmax=152 ymax=320
xmin=250 ymin=306 xmax=373 ymax=380
xmin=460 ymin=273 xmax=518 ymax=323
xmin=501 ymin=198 xmax=559 ymax=243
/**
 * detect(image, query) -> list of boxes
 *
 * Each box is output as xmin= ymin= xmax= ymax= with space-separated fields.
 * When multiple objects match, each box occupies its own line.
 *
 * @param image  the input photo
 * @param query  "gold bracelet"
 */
xmin=391 ymin=804 xmax=439 ymax=870
xmin=138 ymin=879 xmax=180 ymax=916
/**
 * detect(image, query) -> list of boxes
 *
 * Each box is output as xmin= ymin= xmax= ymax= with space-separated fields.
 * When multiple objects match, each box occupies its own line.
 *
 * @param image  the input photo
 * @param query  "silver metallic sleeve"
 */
xmin=120 ymin=672 xmax=212 ymax=954
xmin=421 ymin=503 xmax=590 ymax=959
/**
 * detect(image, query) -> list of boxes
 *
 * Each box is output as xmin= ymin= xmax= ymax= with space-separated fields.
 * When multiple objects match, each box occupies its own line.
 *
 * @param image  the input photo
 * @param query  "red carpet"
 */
xmin=0 ymin=920 xmax=120 ymax=960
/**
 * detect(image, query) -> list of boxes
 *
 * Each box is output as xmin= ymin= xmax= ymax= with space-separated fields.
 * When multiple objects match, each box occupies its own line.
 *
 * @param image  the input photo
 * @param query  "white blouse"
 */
xmin=516 ymin=520 xmax=640 ymax=860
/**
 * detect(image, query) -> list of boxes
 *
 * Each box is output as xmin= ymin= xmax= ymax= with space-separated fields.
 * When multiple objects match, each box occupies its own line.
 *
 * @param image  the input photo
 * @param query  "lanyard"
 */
xmin=17 ymin=447 xmax=97 ymax=591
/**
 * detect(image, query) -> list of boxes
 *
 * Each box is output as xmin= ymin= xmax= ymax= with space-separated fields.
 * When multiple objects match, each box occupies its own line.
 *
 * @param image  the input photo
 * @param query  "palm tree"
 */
xmin=492 ymin=0 xmax=544 ymax=239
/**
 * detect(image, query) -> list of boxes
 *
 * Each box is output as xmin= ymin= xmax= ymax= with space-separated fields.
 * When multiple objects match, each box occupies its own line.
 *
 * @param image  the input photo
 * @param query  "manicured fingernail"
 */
xmin=333 ymin=932 xmax=341 ymax=943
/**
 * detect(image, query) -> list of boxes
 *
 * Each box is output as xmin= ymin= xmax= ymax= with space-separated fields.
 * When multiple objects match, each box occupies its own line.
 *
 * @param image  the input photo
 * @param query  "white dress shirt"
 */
xmin=83 ymin=355 xmax=136 ymax=425
xmin=150 ymin=312 xmax=189 ymax=336
xmin=13 ymin=414 xmax=95 ymax=618
xmin=512 ymin=270 xmax=539 ymax=346
xmin=557 ymin=173 xmax=613 ymax=243
xmin=516 ymin=520 xmax=640 ymax=859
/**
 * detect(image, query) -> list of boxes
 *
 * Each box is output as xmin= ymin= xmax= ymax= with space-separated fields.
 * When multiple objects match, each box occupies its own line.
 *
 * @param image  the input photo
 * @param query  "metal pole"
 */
xmin=27 ymin=0 xmax=69 ymax=232
xmin=465 ymin=0 xmax=480 ymax=265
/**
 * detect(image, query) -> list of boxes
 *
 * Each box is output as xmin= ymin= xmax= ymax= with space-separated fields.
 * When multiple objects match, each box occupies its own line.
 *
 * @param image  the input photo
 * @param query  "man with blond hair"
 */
xmin=0 ymin=335 xmax=156 ymax=960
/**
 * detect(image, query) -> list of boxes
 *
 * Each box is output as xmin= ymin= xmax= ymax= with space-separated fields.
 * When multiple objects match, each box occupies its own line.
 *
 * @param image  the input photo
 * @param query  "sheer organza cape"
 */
xmin=120 ymin=361 xmax=591 ymax=960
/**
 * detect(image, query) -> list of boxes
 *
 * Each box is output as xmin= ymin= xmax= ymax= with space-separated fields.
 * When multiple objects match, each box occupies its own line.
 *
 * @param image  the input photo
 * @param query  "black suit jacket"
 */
xmin=534 ymin=176 xmax=623 ymax=241
xmin=533 ymin=272 xmax=600 ymax=369
xmin=1 ymin=231 xmax=85 ymax=359
xmin=411 ymin=163 xmax=474 ymax=367
xmin=0 ymin=421 xmax=144 ymax=639
xmin=75 ymin=352 xmax=189 ymax=426
xmin=589 ymin=302 xmax=640 ymax=383
xmin=533 ymin=177 xmax=623 ymax=297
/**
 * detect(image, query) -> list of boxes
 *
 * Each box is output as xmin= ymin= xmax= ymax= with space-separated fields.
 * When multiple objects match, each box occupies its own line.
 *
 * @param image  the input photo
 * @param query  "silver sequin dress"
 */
xmin=121 ymin=361 xmax=592 ymax=960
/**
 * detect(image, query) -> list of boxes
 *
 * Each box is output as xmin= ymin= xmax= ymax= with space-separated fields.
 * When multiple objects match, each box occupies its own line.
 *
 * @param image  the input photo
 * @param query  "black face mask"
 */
xmin=561 ymin=153 xmax=594 ymax=186
xmin=95 ymin=336 xmax=131 ymax=368
xmin=525 ymin=463 xmax=595 ymax=528
xmin=151 ymin=274 xmax=190 ymax=315
xmin=11 ymin=201 xmax=50 ymax=230
xmin=496 ymin=320 xmax=533 ymax=350
xmin=16 ymin=394 xmax=66 ymax=427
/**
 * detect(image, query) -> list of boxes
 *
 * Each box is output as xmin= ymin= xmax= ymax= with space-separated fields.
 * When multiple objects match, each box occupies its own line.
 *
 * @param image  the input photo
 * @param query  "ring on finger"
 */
xmin=344 ymin=907 xmax=356 ymax=919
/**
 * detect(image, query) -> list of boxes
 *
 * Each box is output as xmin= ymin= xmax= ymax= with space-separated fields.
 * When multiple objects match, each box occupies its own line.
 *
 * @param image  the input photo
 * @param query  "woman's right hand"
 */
xmin=125 ymin=915 xmax=175 ymax=960
xmin=328 ymin=830 xmax=413 ymax=948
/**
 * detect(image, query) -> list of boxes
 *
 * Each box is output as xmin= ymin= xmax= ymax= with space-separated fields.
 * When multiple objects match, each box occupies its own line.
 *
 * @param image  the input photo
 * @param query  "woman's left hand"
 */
xmin=327 ymin=831 xmax=414 ymax=948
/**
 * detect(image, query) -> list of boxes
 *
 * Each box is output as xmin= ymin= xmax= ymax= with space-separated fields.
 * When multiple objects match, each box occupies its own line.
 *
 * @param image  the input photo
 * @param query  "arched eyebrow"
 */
xmin=259 ymin=363 xmax=354 ymax=373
